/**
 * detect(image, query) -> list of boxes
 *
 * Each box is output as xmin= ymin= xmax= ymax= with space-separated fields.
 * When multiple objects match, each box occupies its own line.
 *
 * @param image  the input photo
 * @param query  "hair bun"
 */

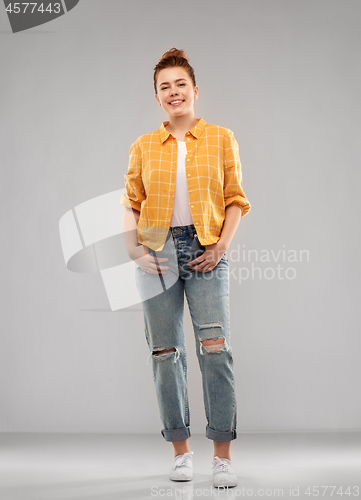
xmin=160 ymin=47 xmax=189 ymax=62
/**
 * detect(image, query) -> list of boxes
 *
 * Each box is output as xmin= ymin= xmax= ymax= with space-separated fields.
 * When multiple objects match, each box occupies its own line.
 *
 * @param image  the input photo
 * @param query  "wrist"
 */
xmin=129 ymin=245 xmax=144 ymax=261
xmin=217 ymin=238 xmax=229 ymax=252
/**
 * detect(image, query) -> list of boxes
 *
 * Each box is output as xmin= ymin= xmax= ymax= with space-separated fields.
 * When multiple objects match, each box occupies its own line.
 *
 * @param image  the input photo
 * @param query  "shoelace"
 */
xmin=212 ymin=456 xmax=231 ymax=473
xmin=173 ymin=451 xmax=193 ymax=469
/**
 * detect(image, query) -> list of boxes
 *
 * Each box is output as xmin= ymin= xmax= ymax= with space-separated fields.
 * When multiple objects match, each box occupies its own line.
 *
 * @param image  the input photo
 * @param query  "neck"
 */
xmin=165 ymin=114 xmax=199 ymax=133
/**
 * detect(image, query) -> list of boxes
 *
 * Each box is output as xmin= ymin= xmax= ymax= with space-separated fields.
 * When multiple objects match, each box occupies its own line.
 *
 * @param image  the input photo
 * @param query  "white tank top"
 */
xmin=170 ymin=140 xmax=194 ymax=227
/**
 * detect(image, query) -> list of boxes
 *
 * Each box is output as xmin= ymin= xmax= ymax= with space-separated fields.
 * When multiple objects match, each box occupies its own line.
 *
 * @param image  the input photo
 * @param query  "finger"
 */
xmin=152 ymin=261 xmax=169 ymax=269
xmin=150 ymin=263 xmax=169 ymax=273
xmin=197 ymin=262 xmax=215 ymax=272
xmin=147 ymin=268 xmax=164 ymax=275
xmin=188 ymin=257 xmax=203 ymax=266
xmin=190 ymin=256 xmax=207 ymax=266
xmin=141 ymin=263 xmax=168 ymax=274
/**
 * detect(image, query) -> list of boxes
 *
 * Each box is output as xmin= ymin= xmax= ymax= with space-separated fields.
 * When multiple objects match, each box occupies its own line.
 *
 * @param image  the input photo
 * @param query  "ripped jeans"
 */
xmin=135 ymin=224 xmax=237 ymax=443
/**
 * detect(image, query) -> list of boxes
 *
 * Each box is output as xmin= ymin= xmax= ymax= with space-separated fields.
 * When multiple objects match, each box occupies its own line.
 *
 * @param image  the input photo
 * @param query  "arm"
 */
xmin=121 ymin=207 xmax=143 ymax=261
xmin=121 ymin=207 xmax=169 ymax=273
xmin=220 ymin=130 xmax=251 ymax=249
xmin=223 ymin=130 xmax=251 ymax=217
xmin=120 ymin=138 xmax=146 ymax=212
xmin=218 ymin=205 xmax=242 ymax=250
xmin=120 ymin=138 xmax=146 ymax=260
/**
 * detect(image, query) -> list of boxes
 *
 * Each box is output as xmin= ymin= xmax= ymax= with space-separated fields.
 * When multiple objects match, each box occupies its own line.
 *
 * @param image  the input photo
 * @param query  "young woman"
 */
xmin=121 ymin=48 xmax=251 ymax=488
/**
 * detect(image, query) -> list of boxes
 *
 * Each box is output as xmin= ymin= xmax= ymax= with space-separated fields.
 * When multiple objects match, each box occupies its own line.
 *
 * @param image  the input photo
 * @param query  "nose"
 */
xmin=170 ymin=86 xmax=179 ymax=96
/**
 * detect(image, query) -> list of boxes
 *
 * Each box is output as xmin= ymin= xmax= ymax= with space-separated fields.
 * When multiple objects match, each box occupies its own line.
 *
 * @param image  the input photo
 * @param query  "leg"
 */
xmin=200 ymin=340 xmax=232 ymax=459
xmin=136 ymin=265 xmax=191 ymax=443
xmin=149 ymin=348 xmax=191 ymax=456
xmin=172 ymin=438 xmax=191 ymax=457
xmin=184 ymin=253 xmax=237 ymax=444
xmin=213 ymin=440 xmax=231 ymax=460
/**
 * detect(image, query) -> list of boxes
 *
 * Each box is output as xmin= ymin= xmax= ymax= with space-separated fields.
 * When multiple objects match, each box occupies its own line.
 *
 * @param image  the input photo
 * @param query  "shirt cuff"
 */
xmin=120 ymin=193 xmax=141 ymax=212
xmin=225 ymin=197 xmax=251 ymax=217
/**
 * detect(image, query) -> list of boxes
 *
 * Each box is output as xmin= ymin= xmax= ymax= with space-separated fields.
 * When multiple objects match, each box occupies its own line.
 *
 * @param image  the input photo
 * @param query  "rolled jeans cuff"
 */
xmin=206 ymin=425 xmax=237 ymax=442
xmin=161 ymin=426 xmax=191 ymax=442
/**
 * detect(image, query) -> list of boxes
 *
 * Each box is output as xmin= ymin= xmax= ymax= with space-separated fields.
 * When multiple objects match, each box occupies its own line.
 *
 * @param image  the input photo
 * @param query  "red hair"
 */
xmin=153 ymin=47 xmax=196 ymax=94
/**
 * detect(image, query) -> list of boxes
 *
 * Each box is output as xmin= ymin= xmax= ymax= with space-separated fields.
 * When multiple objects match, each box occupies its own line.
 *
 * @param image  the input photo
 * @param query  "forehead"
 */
xmin=157 ymin=67 xmax=190 ymax=86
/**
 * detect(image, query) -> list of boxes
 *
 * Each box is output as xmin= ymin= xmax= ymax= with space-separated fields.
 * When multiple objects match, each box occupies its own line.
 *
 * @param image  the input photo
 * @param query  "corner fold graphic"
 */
xmin=3 ymin=0 xmax=80 ymax=33
xmin=63 ymin=0 xmax=79 ymax=11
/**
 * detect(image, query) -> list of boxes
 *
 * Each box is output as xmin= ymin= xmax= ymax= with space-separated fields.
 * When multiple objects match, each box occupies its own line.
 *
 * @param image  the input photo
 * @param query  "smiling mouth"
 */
xmin=169 ymin=100 xmax=184 ymax=106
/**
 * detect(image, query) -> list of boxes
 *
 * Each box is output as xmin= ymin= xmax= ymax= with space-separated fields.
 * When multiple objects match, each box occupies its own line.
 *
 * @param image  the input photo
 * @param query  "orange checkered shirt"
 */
xmin=120 ymin=117 xmax=251 ymax=251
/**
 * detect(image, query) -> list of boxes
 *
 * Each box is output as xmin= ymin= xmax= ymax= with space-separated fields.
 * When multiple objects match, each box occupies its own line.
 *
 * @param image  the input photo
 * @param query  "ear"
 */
xmin=155 ymin=94 xmax=160 ymax=105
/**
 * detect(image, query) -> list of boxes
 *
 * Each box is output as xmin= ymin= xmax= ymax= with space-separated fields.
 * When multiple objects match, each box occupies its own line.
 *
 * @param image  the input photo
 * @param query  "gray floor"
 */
xmin=0 ymin=432 xmax=360 ymax=499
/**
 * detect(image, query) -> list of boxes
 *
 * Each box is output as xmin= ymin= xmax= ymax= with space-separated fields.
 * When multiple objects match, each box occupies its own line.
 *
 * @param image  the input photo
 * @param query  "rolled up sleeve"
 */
xmin=120 ymin=138 xmax=146 ymax=212
xmin=223 ymin=130 xmax=251 ymax=217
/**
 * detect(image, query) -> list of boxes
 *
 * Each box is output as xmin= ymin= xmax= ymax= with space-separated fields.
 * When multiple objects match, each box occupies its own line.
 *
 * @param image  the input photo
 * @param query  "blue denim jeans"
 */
xmin=135 ymin=224 xmax=237 ymax=442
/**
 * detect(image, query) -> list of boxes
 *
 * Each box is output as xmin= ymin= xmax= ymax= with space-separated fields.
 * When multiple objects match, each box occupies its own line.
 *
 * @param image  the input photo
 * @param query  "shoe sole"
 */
xmin=213 ymin=480 xmax=237 ymax=488
xmin=170 ymin=475 xmax=193 ymax=481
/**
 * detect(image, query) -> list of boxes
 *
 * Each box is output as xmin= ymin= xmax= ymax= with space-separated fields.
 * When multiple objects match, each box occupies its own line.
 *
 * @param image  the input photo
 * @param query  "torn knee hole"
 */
xmin=147 ymin=346 xmax=180 ymax=365
xmin=152 ymin=347 xmax=176 ymax=360
xmin=201 ymin=338 xmax=224 ymax=347
xmin=200 ymin=337 xmax=225 ymax=354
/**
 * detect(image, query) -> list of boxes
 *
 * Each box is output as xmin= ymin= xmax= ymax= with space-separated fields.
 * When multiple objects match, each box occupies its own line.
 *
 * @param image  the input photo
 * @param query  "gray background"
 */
xmin=1 ymin=0 xmax=360 ymax=433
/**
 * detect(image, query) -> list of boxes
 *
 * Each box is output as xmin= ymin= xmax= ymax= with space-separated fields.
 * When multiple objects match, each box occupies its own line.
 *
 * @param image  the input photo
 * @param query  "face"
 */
xmin=155 ymin=67 xmax=198 ymax=117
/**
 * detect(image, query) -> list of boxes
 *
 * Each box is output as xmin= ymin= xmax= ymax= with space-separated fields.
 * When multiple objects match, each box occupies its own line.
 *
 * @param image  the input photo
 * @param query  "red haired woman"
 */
xmin=121 ymin=48 xmax=251 ymax=488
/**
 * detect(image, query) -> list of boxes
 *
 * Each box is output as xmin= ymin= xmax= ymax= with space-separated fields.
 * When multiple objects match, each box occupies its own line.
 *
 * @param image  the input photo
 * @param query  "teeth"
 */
xmin=170 ymin=100 xmax=183 ymax=104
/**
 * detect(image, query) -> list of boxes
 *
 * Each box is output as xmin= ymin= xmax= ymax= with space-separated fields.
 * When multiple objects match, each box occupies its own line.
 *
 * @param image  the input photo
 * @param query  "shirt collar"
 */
xmin=159 ymin=117 xmax=207 ymax=143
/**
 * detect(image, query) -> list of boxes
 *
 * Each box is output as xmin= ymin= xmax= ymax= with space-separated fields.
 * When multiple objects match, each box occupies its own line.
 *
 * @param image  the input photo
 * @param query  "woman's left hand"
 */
xmin=188 ymin=241 xmax=228 ymax=273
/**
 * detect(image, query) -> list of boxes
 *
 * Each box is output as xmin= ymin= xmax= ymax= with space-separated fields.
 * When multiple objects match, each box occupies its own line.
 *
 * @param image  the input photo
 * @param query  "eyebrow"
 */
xmin=159 ymin=78 xmax=187 ymax=86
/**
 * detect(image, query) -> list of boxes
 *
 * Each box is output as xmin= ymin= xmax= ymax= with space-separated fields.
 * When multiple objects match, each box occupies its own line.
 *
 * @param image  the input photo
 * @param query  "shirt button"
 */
xmin=188 ymin=173 xmax=191 ymax=177
xmin=187 ymin=132 xmax=190 ymax=135
xmin=195 ymin=222 xmax=198 ymax=225
xmin=189 ymin=190 xmax=192 ymax=193
xmin=191 ymin=205 xmax=194 ymax=208
xmin=187 ymin=158 xmax=190 ymax=162
xmin=187 ymin=138 xmax=190 ymax=141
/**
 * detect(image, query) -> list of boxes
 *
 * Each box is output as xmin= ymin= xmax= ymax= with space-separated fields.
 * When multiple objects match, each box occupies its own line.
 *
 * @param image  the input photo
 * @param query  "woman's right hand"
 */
xmin=134 ymin=245 xmax=169 ymax=274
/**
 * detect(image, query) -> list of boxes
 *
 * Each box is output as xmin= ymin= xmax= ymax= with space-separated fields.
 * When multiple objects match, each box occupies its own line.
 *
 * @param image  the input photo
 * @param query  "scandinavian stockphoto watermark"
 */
xmin=150 ymin=484 xmax=360 ymax=498
xmin=185 ymin=243 xmax=310 ymax=283
xmin=227 ymin=243 xmax=310 ymax=282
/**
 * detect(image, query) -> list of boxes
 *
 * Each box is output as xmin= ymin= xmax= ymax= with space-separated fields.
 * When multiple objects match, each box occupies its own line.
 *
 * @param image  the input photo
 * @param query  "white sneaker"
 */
xmin=169 ymin=451 xmax=193 ymax=481
xmin=212 ymin=455 xmax=237 ymax=487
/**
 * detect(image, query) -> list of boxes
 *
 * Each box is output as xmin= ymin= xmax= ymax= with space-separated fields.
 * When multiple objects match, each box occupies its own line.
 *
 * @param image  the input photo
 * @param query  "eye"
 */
xmin=161 ymin=83 xmax=186 ymax=90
